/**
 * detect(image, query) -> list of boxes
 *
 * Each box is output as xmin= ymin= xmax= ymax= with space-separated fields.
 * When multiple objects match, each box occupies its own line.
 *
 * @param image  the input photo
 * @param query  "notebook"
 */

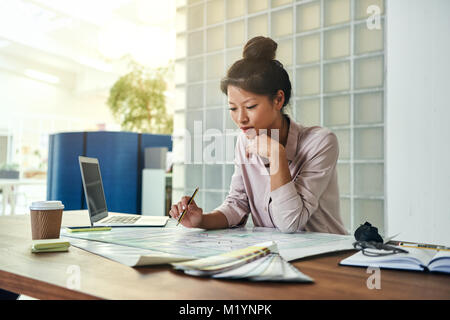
xmin=339 ymin=247 xmax=450 ymax=274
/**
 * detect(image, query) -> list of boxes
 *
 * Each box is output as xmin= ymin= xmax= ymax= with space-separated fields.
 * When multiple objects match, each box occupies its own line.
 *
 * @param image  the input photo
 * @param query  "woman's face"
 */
xmin=227 ymin=85 xmax=284 ymax=136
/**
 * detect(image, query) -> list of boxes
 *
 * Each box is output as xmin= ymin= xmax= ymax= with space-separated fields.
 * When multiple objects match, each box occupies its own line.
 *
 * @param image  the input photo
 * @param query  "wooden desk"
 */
xmin=0 ymin=211 xmax=449 ymax=300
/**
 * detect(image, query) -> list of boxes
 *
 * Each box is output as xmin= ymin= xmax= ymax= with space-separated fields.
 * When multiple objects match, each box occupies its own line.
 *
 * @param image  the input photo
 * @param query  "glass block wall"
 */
xmin=174 ymin=0 xmax=385 ymax=234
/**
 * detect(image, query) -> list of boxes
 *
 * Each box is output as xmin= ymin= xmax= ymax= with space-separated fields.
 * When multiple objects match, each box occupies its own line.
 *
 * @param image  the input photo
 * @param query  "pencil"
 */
xmin=177 ymin=187 xmax=199 ymax=226
xmin=398 ymin=242 xmax=450 ymax=251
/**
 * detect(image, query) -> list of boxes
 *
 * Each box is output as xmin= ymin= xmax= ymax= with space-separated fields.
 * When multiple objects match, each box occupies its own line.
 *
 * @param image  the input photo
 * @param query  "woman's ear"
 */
xmin=273 ymin=90 xmax=285 ymax=111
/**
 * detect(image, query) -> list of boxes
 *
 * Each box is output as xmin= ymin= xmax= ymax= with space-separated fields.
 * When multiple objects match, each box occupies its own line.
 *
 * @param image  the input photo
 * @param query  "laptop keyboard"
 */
xmin=102 ymin=216 xmax=141 ymax=224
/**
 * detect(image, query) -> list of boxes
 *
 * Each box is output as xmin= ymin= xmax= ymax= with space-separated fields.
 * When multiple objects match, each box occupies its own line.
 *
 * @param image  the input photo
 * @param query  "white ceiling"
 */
xmin=0 ymin=0 xmax=176 ymax=91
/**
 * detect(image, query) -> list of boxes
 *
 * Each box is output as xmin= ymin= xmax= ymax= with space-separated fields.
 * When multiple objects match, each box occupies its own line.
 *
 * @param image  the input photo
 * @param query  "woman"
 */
xmin=169 ymin=36 xmax=347 ymax=235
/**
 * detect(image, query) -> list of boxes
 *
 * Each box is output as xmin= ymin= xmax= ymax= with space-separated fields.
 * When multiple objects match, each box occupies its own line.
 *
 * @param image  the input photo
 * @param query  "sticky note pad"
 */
xmin=31 ymin=239 xmax=70 ymax=253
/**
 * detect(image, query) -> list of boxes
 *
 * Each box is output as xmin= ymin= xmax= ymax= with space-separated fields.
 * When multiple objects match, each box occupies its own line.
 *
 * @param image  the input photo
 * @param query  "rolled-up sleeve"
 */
xmin=269 ymin=132 xmax=339 ymax=233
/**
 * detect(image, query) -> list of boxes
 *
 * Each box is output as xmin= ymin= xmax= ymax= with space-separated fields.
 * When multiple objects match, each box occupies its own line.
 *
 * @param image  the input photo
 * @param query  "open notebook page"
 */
xmin=340 ymin=247 xmax=438 ymax=271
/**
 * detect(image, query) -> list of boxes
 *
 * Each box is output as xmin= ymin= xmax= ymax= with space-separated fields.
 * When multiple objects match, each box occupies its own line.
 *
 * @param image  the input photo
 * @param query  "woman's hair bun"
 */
xmin=242 ymin=36 xmax=277 ymax=61
xmin=222 ymin=36 xmax=291 ymax=109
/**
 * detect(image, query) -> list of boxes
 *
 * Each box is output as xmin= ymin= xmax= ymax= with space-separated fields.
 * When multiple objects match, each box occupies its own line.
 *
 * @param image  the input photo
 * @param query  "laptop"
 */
xmin=78 ymin=156 xmax=169 ymax=227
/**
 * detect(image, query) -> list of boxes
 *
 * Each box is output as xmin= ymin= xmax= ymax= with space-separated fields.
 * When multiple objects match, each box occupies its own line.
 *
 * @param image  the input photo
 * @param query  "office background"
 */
xmin=173 ymin=0 xmax=386 ymax=236
xmin=0 ymin=0 xmax=449 ymax=246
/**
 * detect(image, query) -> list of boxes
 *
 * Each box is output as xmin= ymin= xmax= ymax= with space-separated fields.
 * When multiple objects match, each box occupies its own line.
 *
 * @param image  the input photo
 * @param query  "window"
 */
xmin=175 ymin=0 xmax=386 ymax=234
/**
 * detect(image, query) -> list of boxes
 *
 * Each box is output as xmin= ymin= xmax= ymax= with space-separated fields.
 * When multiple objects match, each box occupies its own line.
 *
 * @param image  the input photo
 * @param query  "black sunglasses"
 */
xmin=353 ymin=241 xmax=409 ymax=257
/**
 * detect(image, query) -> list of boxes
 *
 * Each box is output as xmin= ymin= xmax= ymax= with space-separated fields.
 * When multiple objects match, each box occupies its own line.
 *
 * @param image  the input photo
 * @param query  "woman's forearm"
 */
xmin=269 ymin=146 xmax=292 ymax=191
xmin=199 ymin=210 xmax=229 ymax=230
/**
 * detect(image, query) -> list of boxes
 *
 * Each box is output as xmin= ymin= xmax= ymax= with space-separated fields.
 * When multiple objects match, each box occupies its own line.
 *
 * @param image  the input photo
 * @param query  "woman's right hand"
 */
xmin=169 ymin=196 xmax=203 ymax=228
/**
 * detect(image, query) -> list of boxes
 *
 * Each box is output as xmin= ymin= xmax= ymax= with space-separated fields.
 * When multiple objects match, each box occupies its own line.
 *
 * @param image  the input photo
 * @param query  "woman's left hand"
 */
xmin=245 ymin=133 xmax=284 ymax=161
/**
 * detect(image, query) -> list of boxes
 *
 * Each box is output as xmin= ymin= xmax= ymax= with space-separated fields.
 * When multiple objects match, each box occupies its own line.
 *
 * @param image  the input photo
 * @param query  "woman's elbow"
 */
xmin=278 ymin=225 xmax=297 ymax=234
xmin=273 ymin=201 xmax=308 ymax=233
xmin=275 ymin=217 xmax=302 ymax=233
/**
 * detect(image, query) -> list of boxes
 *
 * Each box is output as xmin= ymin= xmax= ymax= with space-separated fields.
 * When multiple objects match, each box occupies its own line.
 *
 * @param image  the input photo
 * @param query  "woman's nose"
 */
xmin=237 ymin=109 xmax=248 ymax=123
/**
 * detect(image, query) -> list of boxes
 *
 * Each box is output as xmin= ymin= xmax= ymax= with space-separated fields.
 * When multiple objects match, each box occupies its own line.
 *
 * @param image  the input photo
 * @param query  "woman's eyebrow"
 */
xmin=228 ymin=98 xmax=256 ymax=105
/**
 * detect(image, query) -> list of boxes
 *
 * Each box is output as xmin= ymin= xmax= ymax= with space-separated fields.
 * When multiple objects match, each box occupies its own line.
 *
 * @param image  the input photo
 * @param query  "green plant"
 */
xmin=107 ymin=62 xmax=173 ymax=134
xmin=0 ymin=163 xmax=19 ymax=171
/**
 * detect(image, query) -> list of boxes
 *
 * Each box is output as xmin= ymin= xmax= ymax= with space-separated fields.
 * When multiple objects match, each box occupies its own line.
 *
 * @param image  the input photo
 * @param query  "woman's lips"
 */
xmin=240 ymin=127 xmax=254 ymax=132
xmin=241 ymin=127 xmax=257 ymax=139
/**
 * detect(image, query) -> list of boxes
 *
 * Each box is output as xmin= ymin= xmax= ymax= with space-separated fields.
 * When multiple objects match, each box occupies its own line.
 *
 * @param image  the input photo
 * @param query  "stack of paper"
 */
xmin=31 ymin=239 xmax=71 ymax=253
xmin=172 ymin=241 xmax=313 ymax=283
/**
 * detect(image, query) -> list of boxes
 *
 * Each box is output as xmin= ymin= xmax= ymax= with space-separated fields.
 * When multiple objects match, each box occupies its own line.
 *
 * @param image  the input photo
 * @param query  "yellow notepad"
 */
xmin=31 ymin=239 xmax=70 ymax=253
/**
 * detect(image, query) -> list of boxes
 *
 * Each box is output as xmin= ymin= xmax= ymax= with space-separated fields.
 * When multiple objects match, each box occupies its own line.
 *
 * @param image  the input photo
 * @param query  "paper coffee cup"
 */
xmin=30 ymin=201 xmax=64 ymax=240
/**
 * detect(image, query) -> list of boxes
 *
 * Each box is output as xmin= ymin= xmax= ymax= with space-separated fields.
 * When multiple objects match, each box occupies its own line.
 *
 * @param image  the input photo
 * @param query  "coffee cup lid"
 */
xmin=30 ymin=201 xmax=64 ymax=210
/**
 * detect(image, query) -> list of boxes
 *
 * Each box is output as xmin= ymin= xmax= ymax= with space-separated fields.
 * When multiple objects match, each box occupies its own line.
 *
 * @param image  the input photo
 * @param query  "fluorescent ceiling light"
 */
xmin=24 ymin=69 xmax=60 ymax=84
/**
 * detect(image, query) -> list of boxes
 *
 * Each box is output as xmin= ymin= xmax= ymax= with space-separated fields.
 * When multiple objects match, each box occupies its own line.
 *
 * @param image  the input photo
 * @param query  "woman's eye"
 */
xmin=228 ymin=105 xmax=256 ymax=111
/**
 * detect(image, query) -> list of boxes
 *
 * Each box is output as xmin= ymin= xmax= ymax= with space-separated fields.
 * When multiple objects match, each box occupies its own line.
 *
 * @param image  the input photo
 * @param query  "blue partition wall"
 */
xmin=47 ymin=131 xmax=172 ymax=214
xmin=47 ymin=132 xmax=85 ymax=210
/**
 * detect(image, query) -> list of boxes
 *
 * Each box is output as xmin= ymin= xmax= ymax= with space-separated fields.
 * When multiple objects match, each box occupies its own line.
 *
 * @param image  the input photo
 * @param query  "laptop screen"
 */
xmin=80 ymin=160 xmax=108 ymax=222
